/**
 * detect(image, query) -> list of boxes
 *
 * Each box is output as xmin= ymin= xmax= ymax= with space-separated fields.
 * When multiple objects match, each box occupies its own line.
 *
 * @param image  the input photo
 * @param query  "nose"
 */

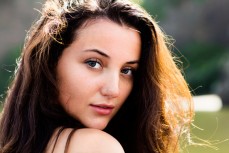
xmin=100 ymin=72 xmax=120 ymax=98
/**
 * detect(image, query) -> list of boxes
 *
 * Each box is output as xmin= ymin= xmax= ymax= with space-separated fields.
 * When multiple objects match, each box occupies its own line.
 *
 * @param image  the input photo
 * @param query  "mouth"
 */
xmin=89 ymin=104 xmax=114 ymax=115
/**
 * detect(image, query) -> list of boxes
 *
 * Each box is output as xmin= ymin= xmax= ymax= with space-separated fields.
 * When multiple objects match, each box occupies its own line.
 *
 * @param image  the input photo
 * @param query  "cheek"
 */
xmin=57 ymin=70 xmax=80 ymax=106
xmin=57 ymin=80 xmax=72 ymax=108
xmin=58 ymin=76 xmax=84 ymax=102
xmin=57 ymin=78 xmax=87 ymax=116
xmin=57 ymin=67 xmax=97 ymax=108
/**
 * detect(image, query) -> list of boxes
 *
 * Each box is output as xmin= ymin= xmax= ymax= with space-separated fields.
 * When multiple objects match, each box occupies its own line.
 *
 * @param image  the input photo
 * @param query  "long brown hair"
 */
xmin=0 ymin=0 xmax=193 ymax=153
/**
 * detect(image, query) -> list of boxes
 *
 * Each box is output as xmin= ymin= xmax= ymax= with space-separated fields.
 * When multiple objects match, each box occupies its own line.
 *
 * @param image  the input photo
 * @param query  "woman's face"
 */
xmin=56 ymin=19 xmax=141 ymax=130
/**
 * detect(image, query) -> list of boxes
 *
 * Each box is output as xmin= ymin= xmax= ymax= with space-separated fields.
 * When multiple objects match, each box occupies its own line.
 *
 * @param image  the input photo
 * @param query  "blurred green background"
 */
xmin=0 ymin=0 xmax=229 ymax=152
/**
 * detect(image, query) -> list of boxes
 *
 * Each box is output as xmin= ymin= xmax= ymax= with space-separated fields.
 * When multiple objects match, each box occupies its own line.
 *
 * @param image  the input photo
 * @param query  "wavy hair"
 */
xmin=0 ymin=0 xmax=193 ymax=153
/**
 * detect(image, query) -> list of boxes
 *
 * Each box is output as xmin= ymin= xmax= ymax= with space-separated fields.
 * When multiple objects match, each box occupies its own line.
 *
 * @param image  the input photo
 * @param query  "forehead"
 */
xmin=76 ymin=18 xmax=140 ymax=44
xmin=68 ymin=18 xmax=141 ymax=61
xmin=76 ymin=17 xmax=140 ymax=37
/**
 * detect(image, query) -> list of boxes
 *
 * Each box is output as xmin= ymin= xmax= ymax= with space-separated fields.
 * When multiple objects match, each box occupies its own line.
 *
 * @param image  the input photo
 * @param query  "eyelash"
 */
xmin=85 ymin=58 xmax=102 ymax=69
xmin=85 ymin=58 xmax=136 ymax=77
xmin=121 ymin=67 xmax=136 ymax=77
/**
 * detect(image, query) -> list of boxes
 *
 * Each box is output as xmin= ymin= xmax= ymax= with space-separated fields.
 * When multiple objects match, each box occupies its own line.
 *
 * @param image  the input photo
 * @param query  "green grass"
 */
xmin=185 ymin=108 xmax=229 ymax=153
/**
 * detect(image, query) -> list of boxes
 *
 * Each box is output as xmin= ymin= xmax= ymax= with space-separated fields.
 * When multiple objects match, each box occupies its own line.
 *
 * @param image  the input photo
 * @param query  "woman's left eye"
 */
xmin=121 ymin=67 xmax=135 ymax=76
xmin=85 ymin=59 xmax=102 ymax=69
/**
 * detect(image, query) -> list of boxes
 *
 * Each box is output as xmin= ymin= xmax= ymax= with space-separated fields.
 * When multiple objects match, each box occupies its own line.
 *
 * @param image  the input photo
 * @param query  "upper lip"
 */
xmin=90 ymin=103 xmax=115 ymax=109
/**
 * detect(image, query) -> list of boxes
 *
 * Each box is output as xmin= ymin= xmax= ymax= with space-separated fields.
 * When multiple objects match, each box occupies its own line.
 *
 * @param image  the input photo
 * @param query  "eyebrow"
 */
xmin=84 ymin=49 xmax=110 ymax=58
xmin=84 ymin=49 xmax=139 ymax=65
xmin=126 ymin=60 xmax=139 ymax=65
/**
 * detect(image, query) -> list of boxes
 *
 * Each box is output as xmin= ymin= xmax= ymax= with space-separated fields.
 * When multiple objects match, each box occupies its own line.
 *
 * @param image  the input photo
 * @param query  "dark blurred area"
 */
xmin=0 ymin=0 xmax=229 ymax=105
xmin=143 ymin=0 xmax=229 ymax=105
xmin=0 ymin=0 xmax=44 ymax=102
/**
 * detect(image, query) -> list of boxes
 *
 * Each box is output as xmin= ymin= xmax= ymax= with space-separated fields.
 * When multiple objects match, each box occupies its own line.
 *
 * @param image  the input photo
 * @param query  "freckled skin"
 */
xmin=57 ymin=19 xmax=141 ymax=130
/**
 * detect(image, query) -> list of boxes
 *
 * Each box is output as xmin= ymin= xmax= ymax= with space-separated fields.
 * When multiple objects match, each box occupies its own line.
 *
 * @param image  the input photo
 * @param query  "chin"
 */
xmin=85 ymin=122 xmax=109 ymax=130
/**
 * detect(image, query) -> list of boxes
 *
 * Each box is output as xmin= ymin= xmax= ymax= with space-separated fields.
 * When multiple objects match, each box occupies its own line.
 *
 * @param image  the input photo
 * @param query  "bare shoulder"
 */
xmin=45 ymin=128 xmax=125 ymax=153
xmin=69 ymin=128 xmax=125 ymax=153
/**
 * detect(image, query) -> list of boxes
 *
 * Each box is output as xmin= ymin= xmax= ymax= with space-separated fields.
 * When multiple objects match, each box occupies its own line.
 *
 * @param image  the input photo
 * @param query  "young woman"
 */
xmin=0 ymin=0 xmax=193 ymax=153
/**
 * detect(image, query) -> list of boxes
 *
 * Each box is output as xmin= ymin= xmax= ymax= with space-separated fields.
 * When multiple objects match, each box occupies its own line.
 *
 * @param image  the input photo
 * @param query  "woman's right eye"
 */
xmin=85 ymin=59 xmax=102 ymax=69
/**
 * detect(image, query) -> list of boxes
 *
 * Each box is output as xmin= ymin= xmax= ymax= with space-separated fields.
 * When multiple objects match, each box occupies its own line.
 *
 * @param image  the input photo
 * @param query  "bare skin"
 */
xmin=45 ymin=128 xmax=125 ymax=153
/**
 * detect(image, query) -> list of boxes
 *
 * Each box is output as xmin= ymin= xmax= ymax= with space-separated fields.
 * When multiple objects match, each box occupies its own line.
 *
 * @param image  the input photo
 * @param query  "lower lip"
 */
xmin=90 ymin=105 xmax=113 ymax=115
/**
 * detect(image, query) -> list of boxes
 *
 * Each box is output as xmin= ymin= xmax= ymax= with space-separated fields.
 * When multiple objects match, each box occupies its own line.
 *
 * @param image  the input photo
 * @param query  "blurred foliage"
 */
xmin=141 ymin=0 xmax=229 ymax=98
xmin=142 ymin=0 xmax=206 ymax=19
xmin=179 ymin=43 xmax=228 ymax=95
xmin=0 ymin=46 xmax=21 ymax=102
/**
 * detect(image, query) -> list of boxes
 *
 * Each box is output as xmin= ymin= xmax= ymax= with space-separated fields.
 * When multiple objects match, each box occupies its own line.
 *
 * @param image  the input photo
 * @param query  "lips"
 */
xmin=90 ymin=104 xmax=114 ymax=115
